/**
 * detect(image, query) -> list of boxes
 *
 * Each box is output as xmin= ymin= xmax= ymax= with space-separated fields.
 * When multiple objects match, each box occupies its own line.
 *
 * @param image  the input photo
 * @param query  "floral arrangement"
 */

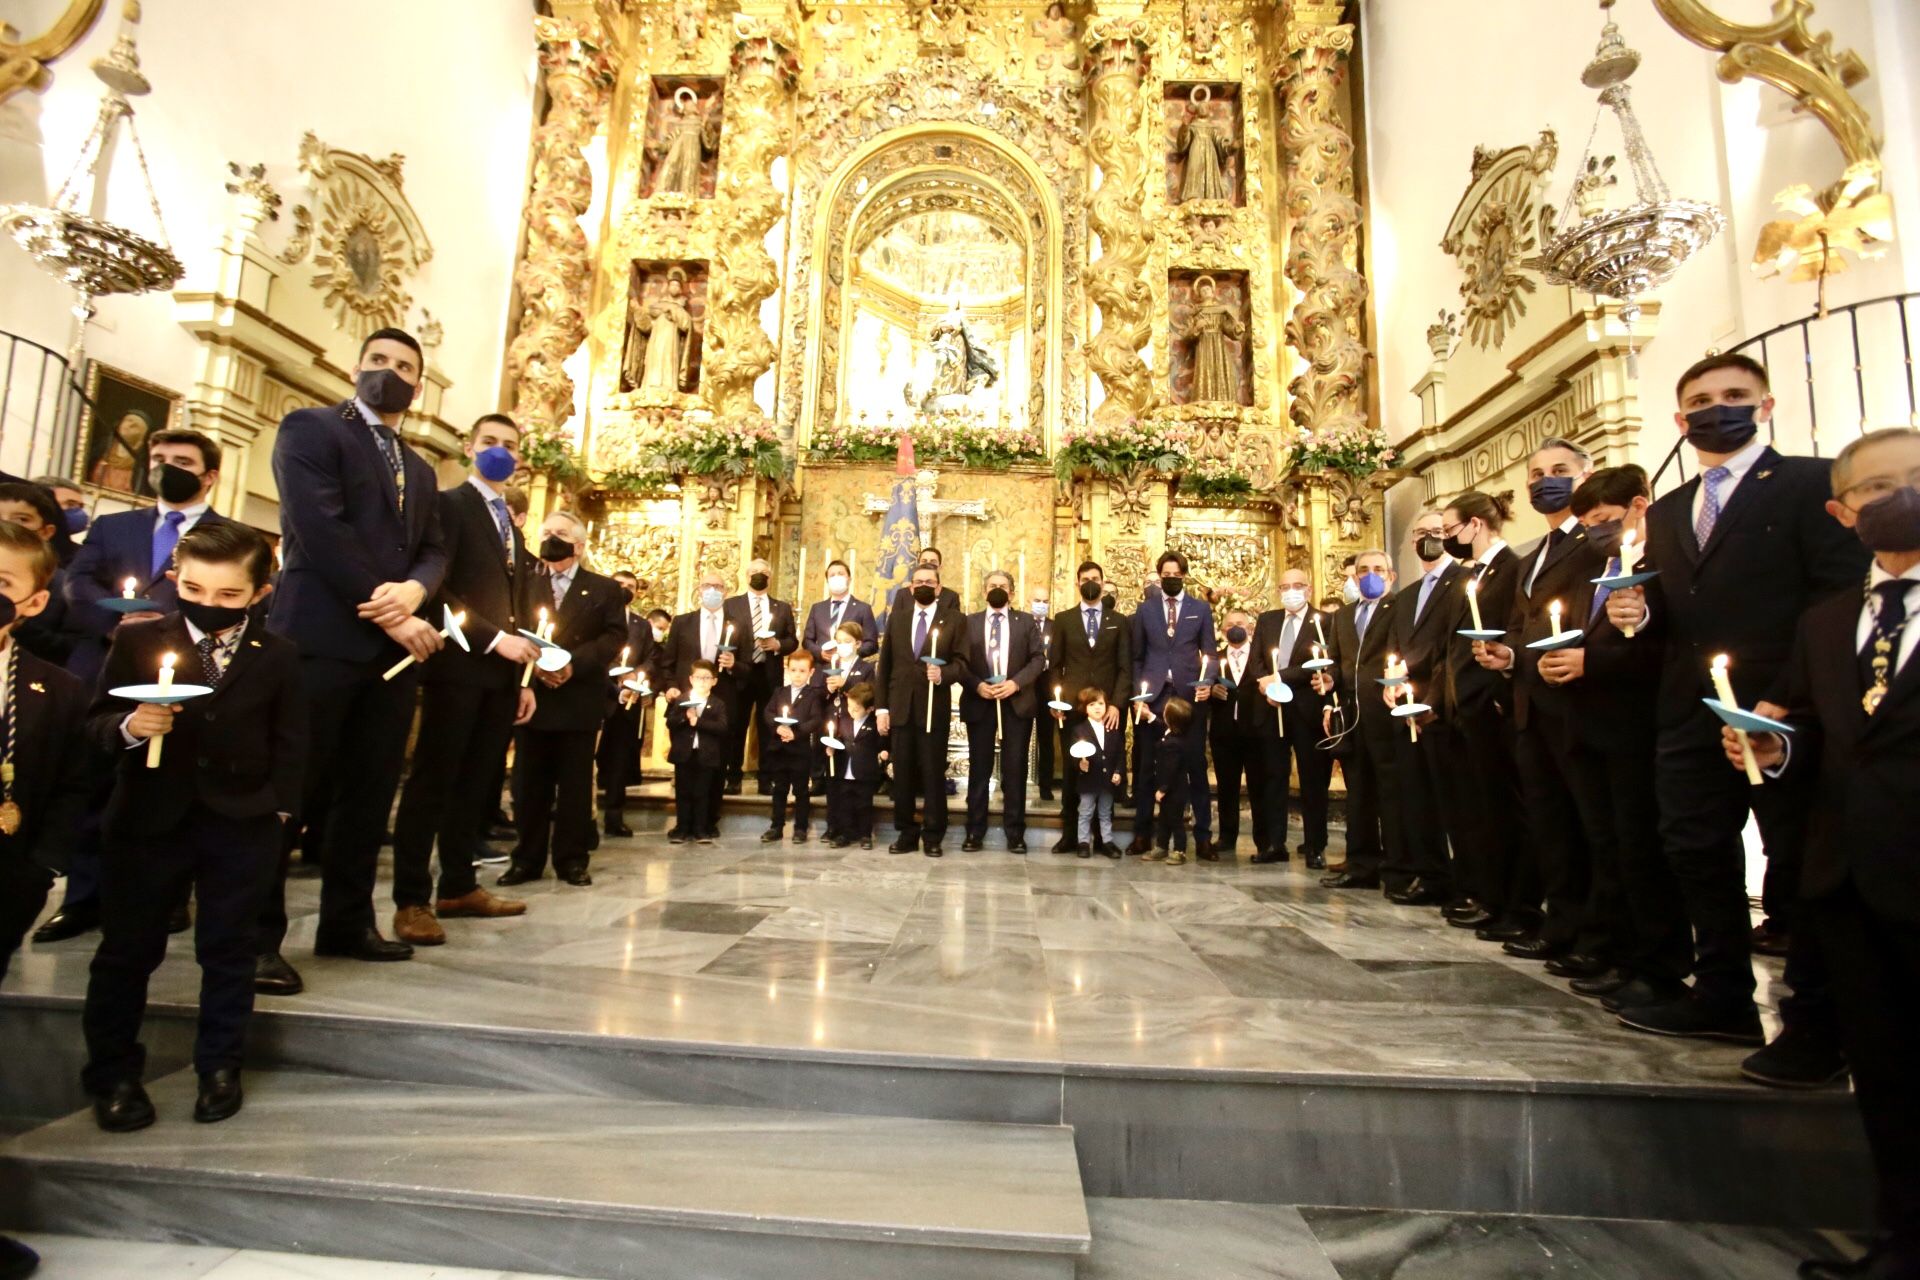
xmin=1293 ymin=423 xmax=1397 ymax=478
xmin=1053 ymin=418 xmax=1187 ymax=483
xmin=1177 ymin=458 xmax=1255 ymax=503
xmin=654 ymin=414 xmax=786 ymax=483
xmin=809 ymin=413 xmax=1045 ymax=470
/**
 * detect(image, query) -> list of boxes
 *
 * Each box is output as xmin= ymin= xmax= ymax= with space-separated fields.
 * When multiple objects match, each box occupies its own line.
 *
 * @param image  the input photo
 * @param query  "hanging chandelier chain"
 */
xmin=50 ymin=93 xmax=128 ymax=211
xmin=1602 ymin=84 xmax=1670 ymax=205
xmin=123 ymin=114 xmax=173 ymax=251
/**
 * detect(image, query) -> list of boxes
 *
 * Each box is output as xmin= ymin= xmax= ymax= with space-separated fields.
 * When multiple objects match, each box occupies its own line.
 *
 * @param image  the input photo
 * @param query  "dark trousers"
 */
xmin=674 ymin=762 xmax=719 ymax=837
xmin=1815 ymin=882 xmax=1920 ymax=1271
xmin=391 ymin=680 xmax=515 ymax=908
xmin=1059 ymin=712 xmax=1091 ymax=836
xmin=1341 ymin=710 xmax=1396 ymax=879
xmin=510 ymin=726 xmax=597 ymax=876
xmin=727 ymin=663 xmax=776 ymax=786
xmin=1211 ymin=722 xmax=1270 ymax=852
xmin=1390 ymin=717 xmax=1454 ymax=893
xmin=890 ymin=716 xmax=951 ymax=846
xmin=827 ymin=776 xmax=876 ymax=839
xmin=1452 ymin=705 xmax=1526 ymax=912
xmin=1515 ymin=710 xmax=1601 ymax=951
xmin=1562 ymin=734 xmax=1691 ymax=984
xmin=0 ymin=854 xmax=53 ymax=983
xmin=766 ymin=762 xmax=813 ymax=833
xmin=597 ymin=701 xmax=643 ymax=816
xmin=1133 ymin=712 xmax=1211 ymax=842
xmin=271 ymin=656 xmax=417 ymax=950
xmin=1031 ymin=709 xmax=1056 ymax=795
xmin=1276 ymin=706 xmax=1334 ymax=853
xmin=1155 ymin=789 xmax=1189 ymax=851
xmin=83 ymin=808 xmax=278 ymax=1088
xmin=964 ymin=707 xmax=1032 ymax=840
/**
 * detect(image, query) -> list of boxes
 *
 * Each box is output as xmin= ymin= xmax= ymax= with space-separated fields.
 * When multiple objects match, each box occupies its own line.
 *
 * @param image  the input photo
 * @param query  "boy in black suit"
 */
xmin=815 ymin=619 xmax=876 ymax=715
xmin=1733 ymin=428 xmax=1920 ymax=1280
xmin=761 ymin=649 xmax=825 ymax=842
xmin=1146 ymin=695 xmax=1195 ymax=865
xmin=497 ymin=512 xmax=629 ymax=888
xmin=668 ymin=661 xmax=729 ymax=843
xmin=82 ymin=522 xmax=306 ymax=1132
xmin=824 ymin=681 xmax=885 ymax=848
xmin=1069 ymin=687 xmax=1123 ymax=858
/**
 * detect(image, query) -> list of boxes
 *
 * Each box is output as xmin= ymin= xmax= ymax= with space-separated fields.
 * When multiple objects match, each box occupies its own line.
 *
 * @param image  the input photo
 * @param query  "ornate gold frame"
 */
xmin=0 ymin=0 xmax=105 ymax=104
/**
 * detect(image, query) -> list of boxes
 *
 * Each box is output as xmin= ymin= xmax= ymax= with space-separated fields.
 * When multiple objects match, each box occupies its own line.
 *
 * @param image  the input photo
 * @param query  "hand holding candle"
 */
xmin=1711 ymin=654 xmax=1764 ymax=785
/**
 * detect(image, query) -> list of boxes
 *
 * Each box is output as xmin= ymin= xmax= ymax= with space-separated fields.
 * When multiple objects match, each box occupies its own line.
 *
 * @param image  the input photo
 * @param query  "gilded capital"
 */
xmin=1084 ymin=16 xmax=1150 ymax=87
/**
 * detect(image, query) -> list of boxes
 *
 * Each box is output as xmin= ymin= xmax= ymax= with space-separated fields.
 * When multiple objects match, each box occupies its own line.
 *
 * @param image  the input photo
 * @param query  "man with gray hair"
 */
xmin=658 ymin=566 xmax=740 ymax=838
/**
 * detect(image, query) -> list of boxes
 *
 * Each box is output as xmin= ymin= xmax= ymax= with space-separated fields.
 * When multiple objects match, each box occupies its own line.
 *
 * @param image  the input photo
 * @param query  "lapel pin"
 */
xmin=28 ymin=681 xmax=44 ymax=693
xmin=249 ymin=640 xmax=262 ymax=647
xmin=1756 ymin=469 xmax=1773 ymax=479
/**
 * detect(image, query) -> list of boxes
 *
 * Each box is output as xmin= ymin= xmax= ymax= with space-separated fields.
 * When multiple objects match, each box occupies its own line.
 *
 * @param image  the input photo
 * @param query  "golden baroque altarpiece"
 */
xmin=514 ymin=0 xmax=1390 ymax=616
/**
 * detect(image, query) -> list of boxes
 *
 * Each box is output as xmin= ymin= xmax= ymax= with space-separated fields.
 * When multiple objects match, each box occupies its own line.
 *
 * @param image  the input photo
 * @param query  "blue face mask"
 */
xmin=1357 ymin=571 xmax=1387 ymax=600
xmin=1529 ymin=474 xmax=1576 ymax=514
xmin=700 ymin=587 xmax=724 ymax=610
xmin=63 ymin=506 xmax=90 ymax=535
xmin=474 ymin=445 xmax=517 ymax=482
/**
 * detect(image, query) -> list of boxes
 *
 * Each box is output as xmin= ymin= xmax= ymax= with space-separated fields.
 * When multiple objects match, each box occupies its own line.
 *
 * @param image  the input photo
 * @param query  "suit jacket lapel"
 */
xmin=1697 ymin=452 xmax=1782 ymax=569
xmin=208 ymin=628 xmax=267 ymax=701
xmin=341 ymin=402 xmax=402 ymax=513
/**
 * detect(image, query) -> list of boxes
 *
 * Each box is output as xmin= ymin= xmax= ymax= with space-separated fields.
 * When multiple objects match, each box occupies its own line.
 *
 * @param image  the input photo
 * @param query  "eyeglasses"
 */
xmin=1840 ymin=471 xmax=1920 ymax=506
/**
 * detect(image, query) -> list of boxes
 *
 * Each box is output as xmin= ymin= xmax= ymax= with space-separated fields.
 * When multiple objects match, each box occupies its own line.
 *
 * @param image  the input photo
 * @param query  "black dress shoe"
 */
xmin=1249 ymin=849 xmax=1286 ymax=865
xmin=0 ymin=1234 xmax=41 ymax=1280
xmin=1038 ymin=789 xmax=1055 ymax=802
xmin=1194 ymin=839 xmax=1217 ymax=862
xmin=313 ymin=928 xmax=413 ymax=962
xmin=1617 ymin=995 xmax=1764 ymax=1045
xmin=1475 ymin=920 xmax=1536 ymax=943
xmin=761 ymin=828 xmax=783 ymax=843
xmin=667 ymin=830 xmax=688 ymax=844
xmin=488 ymin=822 xmax=518 ymax=842
xmin=604 ymin=818 xmax=635 ymax=838
xmin=1008 ymin=840 xmax=1028 ymax=855
xmin=1740 ymin=1025 xmax=1849 ymax=1089
xmin=495 ymin=865 xmax=542 ymax=886
xmin=1102 ymin=843 xmax=1121 ymax=860
xmin=167 ymin=903 xmax=192 ymax=935
xmin=31 ymin=901 xmax=99 ymax=943
xmin=1321 ymin=870 xmax=1381 ymax=890
xmin=888 ymin=838 xmax=918 ymax=856
xmin=93 ymin=1080 xmax=155 ymax=1133
xmin=1601 ymin=977 xmax=1689 ymax=1013
xmin=1799 ymin=1240 xmax=1890 ymax=1279
xmin=793 ymin=829 xmax=809 ymax=844
xmin=1568 ymin=967 xmax=1634 ymax=998
xmin=725 ymin=779 xmax=744 ymax=796
xmin=1051 ymin=836 xmax=1076 ymax=855
xmin=1386 ymin=878 xmax=1446 ymax=906
xmin=860 ymin=837 xmax=873 ymax=849
xmin=1443 ymin=898 xmax=1487 ymax=921
xmin=1076 ymin=844 xmax=1091 ymax=859
xmin=1501 ymin=937 xmax=1566 ymax=961
xmin=560 ymin=867 xmax=593 ymax=887
xmin=1544 ymin=952 xmax=1611 ymax=979
xmin=924 ymin=843 xmax=945 ymax=858
xmin=1303 ymin=850 xmax=1326 ymax=870
xmin=961 ymin=835 xmax=984 ymax=852
xmin=193 ymin=1068 xmax=243 ymax=1124
xmin=1751 ymin=922 xmax=1792 ymax=958
xmin=254 ymin=952 xmax=304 ymax=996
xmin=1125 ymin=838 xmax=1151 ymax=857
xmin=1447 ymin=909 xmax=1496 ymax=930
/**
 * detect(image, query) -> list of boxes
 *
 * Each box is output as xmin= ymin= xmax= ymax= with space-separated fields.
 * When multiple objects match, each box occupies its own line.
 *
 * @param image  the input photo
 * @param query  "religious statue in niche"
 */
xmin=647 ymin=84 xmax=721 ymax=199
xmin=1170 ymin=85 xmax=1237 ymax=204
xmin=1171 ymin=272 xmax=1249 ymax=406
xmin=671 ymin=0 xmax=706 ymax=55
xmin=622 ymin=265 xmax=704 ymax=395
xmin=905 ymin=303 xmax=999 ymax=413
xmin=1183 ymin=0 xmax=1222 ymax=63
xmin=1031 ymin=2 xmax=1079 ymax=85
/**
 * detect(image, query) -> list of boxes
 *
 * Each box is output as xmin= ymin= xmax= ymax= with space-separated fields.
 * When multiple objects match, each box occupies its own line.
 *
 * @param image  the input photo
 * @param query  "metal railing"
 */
xmin=0 ymin=330 xmax=88 ymax=482
xmin=1650 ymin=291 xmax=1917 ymax=496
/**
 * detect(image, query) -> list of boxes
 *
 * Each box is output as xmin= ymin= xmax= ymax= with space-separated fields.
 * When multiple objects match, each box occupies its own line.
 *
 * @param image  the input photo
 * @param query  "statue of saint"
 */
xmin=1175 ymin=85 xmax=1234 ymax=203
xmin=625 ymin=270 xmax=696 ymax=394
xmin=652 ymin=87 xmax=718 ymax=197
xmin=1181 ymin=275 xmax=1243 ymax=404
xmin=1032 ymin=2 xmax=1078 ymax=84
xmin=908 ymin=304 xmax=999 ymax=412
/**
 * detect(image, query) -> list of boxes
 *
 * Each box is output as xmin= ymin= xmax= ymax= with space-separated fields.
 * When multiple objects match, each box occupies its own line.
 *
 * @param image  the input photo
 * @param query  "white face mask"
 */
xmin=1281 ymin=588 xmax=1308 ymax=612
xmin=1341 ymin=577 xmax=1362 ymax=605
xmin=836 ymin=639 xmax=855 ymax=657
xmin=827 ymin=574 xmax=849 ymax=595
xmin=1029 ymin=600 xmax=1049 ymax=618
xmin=651 ymin=626 xmax=668 ymax=642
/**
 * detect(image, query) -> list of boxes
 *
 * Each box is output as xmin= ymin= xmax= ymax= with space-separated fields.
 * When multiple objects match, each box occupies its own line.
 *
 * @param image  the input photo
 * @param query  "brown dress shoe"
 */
xmin=435 ymin=889 xmax=527 ymax=919
xmin=392 ymin=905 xmax=446 ymax=946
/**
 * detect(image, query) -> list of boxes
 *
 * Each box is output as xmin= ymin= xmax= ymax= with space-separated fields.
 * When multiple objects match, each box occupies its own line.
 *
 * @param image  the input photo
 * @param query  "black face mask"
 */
xmin=1529 ymin=475 xmax=1576 ymax=515
xmin=1102 ymin=592 xmax=1117 ymax=612
xmin=180 ymin=598 xmax=250 ymax=633
xmin=0 ymin=592 xmax=16 ymax=632
xmin=539 ymin=535 xmax=575 ymax=563
xmin=1684 ymin=403 xmax=1760 ymax=454
xmin=912 ymin=584 xmax=938 ymax=606
xmin=986 ymin=587 xmax=1008 ymax=609
xmin=1440 ymin=526 xmax=1476 ymax=561
xmin=355 ymin=367 xmax=417 ymax=414
xmin=149 ymin=463 xmax=202 ymax=505
xmin=1415 ymin=534 xmax=1446 ymax=562
xmin=1160 ymin=576 xmax=1184 ymax=597
xmin=1854 ymin=485 xmax=1920 ymax=553
xmin=1584 ymin=519 xmax=1625 ymax=557
xmin=748 ymin=572 xmax=769 ymax=592
xmin=1225 ymin=625 xmax=1248 ymax=646
xmin=1079 ymin=580 xmax=1102 ymax=603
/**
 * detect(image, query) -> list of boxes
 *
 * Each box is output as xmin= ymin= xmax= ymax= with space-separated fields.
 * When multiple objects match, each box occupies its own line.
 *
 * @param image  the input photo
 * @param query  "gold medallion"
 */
xmin=1864 ymin=685 xmax=1886 ymax=715
xmin=0 ymin=800 xmax=21 ymax=836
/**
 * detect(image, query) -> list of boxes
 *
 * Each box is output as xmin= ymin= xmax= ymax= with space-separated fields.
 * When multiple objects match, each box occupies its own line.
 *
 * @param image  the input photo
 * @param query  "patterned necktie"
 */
xmin=1860 ymin=579 xmax=1912 ymax=712
xmin=1696 ymin=466 xmax=1731 ymax=549
xmin=196 ymin=634 xmax=224 ymax=688
xmin=371 ymin=423 xmax=405 ymax=508
xmin=152 ymin=510 xmax=185 ymax=576
xmin=489 ymin=497 xmax=512 ymax=556
xmin=752 ymin=596 xmax=768 ymax=663
xmin=1165 ymin=595 xmax=1178 ymax=636
xmin=831 ymin=599 xmax=845 ymax=631
xmin=1085 ymin=607 xmax=1099 ymax=645
xmin=1591 ymin=556 xmax=1619 ymax=622
xmin=552 ymin=572 xmax=567 ymax=610
xmin=990 ymin=612 xmax=1003 ymax=677
xmin=913 ymin=608 xmax=930 ymax=658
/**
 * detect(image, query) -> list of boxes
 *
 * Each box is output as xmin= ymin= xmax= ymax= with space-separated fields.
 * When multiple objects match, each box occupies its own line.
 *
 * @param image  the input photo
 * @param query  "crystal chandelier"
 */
xmin=0 ymin=3 xmax=182 ymax=338
xmin=1538 ymin=0 xmax=1723 ymax=334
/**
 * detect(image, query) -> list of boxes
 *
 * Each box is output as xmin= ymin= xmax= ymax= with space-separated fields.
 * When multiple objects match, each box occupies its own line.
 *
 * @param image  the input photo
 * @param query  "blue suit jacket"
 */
xmin=1132 ymin=587 xmax=1216 ymax=711
xmin=802 ymin=596 xmax=879 ymax=661
xmin=62 ymin=505 xmax=232 ymax=685
xmin=267 ymin=401 xmax=447 ymax=663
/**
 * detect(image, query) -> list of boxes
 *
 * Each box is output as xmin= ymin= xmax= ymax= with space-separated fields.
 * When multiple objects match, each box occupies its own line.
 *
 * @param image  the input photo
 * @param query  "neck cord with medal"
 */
xmin=0 ymin=640 xmax=20 ymax=835
xmin=1862 ymin=573 xmax=1913 ymax=715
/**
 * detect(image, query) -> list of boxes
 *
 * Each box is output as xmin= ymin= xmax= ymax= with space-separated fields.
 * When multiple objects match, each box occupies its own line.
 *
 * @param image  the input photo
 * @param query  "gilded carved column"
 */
xmin=1279 ymin=7 xmax=1368 ymax=443
xmin=1083 ymin=16 xmax=1154 ymax=427
xmin=700 ymin=13 xmax=796 ymax=425
xmin=505 ymin=16 xmax=614 ymax=435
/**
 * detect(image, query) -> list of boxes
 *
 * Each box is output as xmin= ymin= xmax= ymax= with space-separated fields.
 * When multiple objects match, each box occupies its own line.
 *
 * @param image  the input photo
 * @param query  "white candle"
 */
xmin=722 ymin=621 xmax=734 ymax=649
xmin=1712 ymin=654 xmax=1763 ymax=785
xmin=1312 ymin=613 xmax=1327 ymax=647
xmin=121 ymin=577 xmax=137 ymax=600
xmin=1548 ymin=600 xmax=1563 ymax=638
xmin=1053 ymin=683 xmax=1062 ymax=706
xmin=618 ymin=645 xmax=630 ymax=671
xmin=385 ymin=610 xmax=468 ymax=681
xmin=1198 ymin=648 xmax=1209 ymax=685
xmin=1467 ymin=579 xmax=1484 ymax=631
xmin=1620 ymin=527 xmax=1641 ymax=572
xmin=147 ymin=653 xmax=175 ymax=769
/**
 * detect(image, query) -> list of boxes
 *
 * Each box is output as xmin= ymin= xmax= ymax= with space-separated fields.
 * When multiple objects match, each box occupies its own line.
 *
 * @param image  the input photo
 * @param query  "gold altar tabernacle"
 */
xmin=507 ymin=0 xmax=1396 ymax=614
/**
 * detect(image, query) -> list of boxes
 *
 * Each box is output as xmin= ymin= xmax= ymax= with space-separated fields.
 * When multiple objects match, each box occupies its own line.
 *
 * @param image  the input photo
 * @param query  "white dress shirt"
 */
xmin=1689 ymin=436 xmax=1769 ymax=528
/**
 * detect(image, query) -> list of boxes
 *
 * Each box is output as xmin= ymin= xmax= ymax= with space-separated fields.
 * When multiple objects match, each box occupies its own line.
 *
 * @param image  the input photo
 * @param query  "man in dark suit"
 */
xmin=722 ymin=556 xmax=798 ymax=796
xmin=387 ymin=414 xmax=538 ymax=947
xmin=266 ymin=327 xmax=447 ymax=969
xmin=595 ymin=570 xmax=647 ymax=838
xmin=1384 ymin=512 xmax=1466 ymax=904
xmin=1733 ymin=428 xmax=1918 ymax=1280
xmin=887 ymin=546 xmax=963 ymax=619
xmin=1048 ymin=559 xmax=1130 ymax=854
xmin=1473 ymin=441 xmax=1609 ymax=965
xmin=498 ymin=512 xmax=629 ymax=887
xmin=1208 ymin=608 xmax=1265 ymax=858
xmin=875 ymin=560 xmax=969 ymax=856
xmin=959 ymin=569 xmax=1046 ymax=853
xmin=659 ymin=568 xmax=737 ymax=838
xmin=1130 ymin=551 xmax=1217 ymax=858
xmin=1607 ymin=353 xmax=1869 ymax=1048
xmin=1026 ymin=588 xmax=1058 ymax=801
xmin=802 ymin=558 xmax=879 ymax=662
xmin=1313 ymin=549 xmax=1398 ymax=888
xmin=1249 ymin=568 xmax=1335 ymax=867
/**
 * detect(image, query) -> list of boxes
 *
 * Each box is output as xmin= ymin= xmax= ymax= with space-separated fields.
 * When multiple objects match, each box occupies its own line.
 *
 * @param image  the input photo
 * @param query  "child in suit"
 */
xmin=82 ymin=522 xmax=306 ymax=1132
xmin=815 ymin=620 xmax=876 ymax=714
xmin=668 ymin=660 xmax=729 ymax=845
xmin=1071 ymin=687 xmax=1123 ymax=859
xmin=825 ymin=681 xmax=886 ymax=848
xmin=1146 ymin=695 xmax=1195 ymax=866
xmin=762 ymin=649 xmax=825 ymax=842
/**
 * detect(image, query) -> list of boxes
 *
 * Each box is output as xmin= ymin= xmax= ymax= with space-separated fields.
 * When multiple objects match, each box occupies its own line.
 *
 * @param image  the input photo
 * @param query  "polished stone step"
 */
xmin=0 ymin=1070 xmax=1091 ymax=1280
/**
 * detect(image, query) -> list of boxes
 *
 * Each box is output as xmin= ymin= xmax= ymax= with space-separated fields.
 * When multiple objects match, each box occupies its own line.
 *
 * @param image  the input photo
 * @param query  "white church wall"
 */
xmin=0 ymin=0 xmax=536 ymax=482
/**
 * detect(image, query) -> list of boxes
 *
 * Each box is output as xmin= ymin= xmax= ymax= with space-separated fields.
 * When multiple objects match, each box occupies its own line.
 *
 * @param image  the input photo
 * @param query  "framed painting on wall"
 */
xmin=76 ymin=362 xmax=183 ymax=498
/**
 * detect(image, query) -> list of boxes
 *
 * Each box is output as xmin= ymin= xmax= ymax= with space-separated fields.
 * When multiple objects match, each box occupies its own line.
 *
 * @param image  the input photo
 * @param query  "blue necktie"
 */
xmin=1591 ymin=556 xmax=1619 ymax=622
xmin=488 ymin=496 xmax=511 ymax=555
xmin=1415 ymin=572 xmax=1438 ymax=621
xmin=1696 ymin=466 xmax=1730 ymax=549
xmin=1356 ymin=601 xmax=1374 ymax=641
xmin=151 ymin=510 xmax=185 ymax=577
xmin=1085 ymin=607 xmax=1099 ymax=644
xmin=913 ymin=609 xmax=929 ymax=657
xmin=990 ymin=612 xmax=1003 ymax=676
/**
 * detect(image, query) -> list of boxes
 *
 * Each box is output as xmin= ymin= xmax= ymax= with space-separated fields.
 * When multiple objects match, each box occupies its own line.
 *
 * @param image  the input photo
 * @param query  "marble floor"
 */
xmin=5 ymin=826 xmax=1794 ymax=1091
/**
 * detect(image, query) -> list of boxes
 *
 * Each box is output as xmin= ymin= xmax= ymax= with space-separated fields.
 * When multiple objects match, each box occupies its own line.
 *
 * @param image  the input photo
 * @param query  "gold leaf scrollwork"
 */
xmin=1084 ymin=18 xmax=1155 ymax=427
xmin=0 ymin=0 xmax=104 ymax=105
xmin=592 ymin=520 xmax=682 ymax=609
xmin=1440 ymin=131 xmax=1558 ymax=351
